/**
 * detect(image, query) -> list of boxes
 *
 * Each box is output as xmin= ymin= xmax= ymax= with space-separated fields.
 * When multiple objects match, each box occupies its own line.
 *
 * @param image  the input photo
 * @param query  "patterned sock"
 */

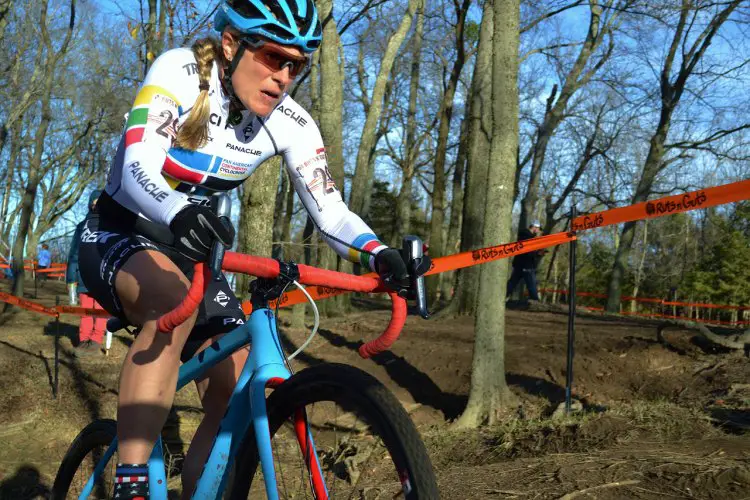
xmin=113 ymin=463 xmax=149 ymax=499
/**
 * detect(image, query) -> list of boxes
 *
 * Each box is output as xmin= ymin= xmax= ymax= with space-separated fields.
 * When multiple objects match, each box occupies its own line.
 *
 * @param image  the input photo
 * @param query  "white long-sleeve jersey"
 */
xmin=105 ymin=48 xmax=386 ymax=268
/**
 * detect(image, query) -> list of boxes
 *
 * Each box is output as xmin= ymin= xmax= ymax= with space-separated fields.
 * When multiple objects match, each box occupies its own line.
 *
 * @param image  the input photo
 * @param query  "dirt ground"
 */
xmin=0 ymin=278 xmax=748 ymax=499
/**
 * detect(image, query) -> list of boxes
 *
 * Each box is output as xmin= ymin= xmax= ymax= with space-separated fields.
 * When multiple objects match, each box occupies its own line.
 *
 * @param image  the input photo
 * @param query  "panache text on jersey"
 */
xmin=226 ymin=143 xmax=262 ymax=155
xmin=127 ymin=161 xmax=170 ymax=202
xmin=275 ymin=105 xmax=308 ymax=127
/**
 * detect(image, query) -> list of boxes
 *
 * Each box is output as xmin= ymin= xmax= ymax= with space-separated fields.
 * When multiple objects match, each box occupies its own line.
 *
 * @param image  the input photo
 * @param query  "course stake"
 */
xmin=565 ymin=205 xmax=578 ymax=414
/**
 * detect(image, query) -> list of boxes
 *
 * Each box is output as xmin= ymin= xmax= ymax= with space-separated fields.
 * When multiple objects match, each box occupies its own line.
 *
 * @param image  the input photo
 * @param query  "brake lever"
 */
xmin=209 ymin=193 xmax=232 ymax=281
xmin=402 ymin=235 xmax=429 ymax=319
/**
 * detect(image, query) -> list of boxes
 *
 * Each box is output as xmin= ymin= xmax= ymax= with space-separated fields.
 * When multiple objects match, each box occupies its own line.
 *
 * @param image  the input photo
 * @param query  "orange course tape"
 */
xmin=538 ymin=287 xmax=748 ymax=311
xmin=0 ymin=291 xmax=59 ymax=317
xmin=36 ymin=266 xmax=67 ymax=274
xmin=242 ymin=231 xmax=578 ymax=313
xmin=8 ymin=180 xmax=750 ymax=318
xmin=55 ymin=305 xmax=111 ymax=318
xmin=263 ymin=179 xmax=750 ymax=311
xmin=0 ymin=264 xmax=67 ymax=271
xmin=0 ymin=292 xmax=113 ymax=318
xmin=572 ymin=179 xmax=750 ymax=231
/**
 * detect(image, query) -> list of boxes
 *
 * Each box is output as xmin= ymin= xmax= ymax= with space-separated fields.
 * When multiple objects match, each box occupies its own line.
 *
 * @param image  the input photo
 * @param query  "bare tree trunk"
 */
xmin=349 ymin=0 xmax=420 ymax=217
xmin=440 ymin=116 xmax=469 ymax=302
xmin=271 ymin=166 xmax=287 ymax=258
xmin=303 ymin=216 xmax=314 ymax=266
xmin=236 ymin=158 xmax=280 ymax=299
xmin=25 ymin=215 xmax=39 ymax=260
xmin=8 ymin=0 xmax=76 ymax=307
xmin=0 ymin=117 xmax=23 ymax=234
xmin=143 ymin=0 xmax=158 ymax=75
xmin=451 ymin=2 xmax=493 ymax=316
xmin=394 ymin=0 xmax=424 ymax=246
xmin=280 ymin=172 xmax=295 ymax=250
xmin=156 ymin=0 xmax=167 ymax=55
xmin=426 ymin=0 xmax=471 ymax=304
xmin=629 ymin=219 xmax=648 ymax=313
xmin=606 ymin=0 xmax=742 ymax=311
xmin=166 ymin=0 xmax=175 ymax=49
xmin=0 ymin=5 xmax=46 ymax=161
xmin=317 ymin=0 xmax=350 ymax=315
xmin=0 ymin=0 xmax=13 ymax=46
xmin=298 ymin=48 xmax=320 ymax=326
xmin=2 ymin=204 xmax=21 ymax=246
xmin=455 ymin=0 xmax=520 ymax=428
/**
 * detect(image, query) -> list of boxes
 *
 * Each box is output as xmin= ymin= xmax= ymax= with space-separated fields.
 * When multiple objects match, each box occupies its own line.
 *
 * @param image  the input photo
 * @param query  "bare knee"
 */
xmin=115 ymin=250 xmax=198 ymax=358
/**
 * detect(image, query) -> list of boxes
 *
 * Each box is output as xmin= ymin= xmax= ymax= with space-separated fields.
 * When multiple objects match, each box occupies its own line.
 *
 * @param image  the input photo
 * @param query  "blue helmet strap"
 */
xmin=222 ymin=43 xmax=247 ymax=123
xmin=228 ymin=43 xmax=245 ymax=75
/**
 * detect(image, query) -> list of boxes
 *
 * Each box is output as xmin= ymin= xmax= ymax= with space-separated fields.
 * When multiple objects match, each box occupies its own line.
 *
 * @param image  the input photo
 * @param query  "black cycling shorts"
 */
xmin=78 ymin=213 xmax=246 ymax=361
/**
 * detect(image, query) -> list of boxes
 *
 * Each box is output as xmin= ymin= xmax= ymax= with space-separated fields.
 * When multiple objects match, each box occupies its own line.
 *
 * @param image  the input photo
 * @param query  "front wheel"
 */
xmin=51 ymin=419 xmax=118 ymax=500
xmin=229 ymin=363 xmax=439 ymax=499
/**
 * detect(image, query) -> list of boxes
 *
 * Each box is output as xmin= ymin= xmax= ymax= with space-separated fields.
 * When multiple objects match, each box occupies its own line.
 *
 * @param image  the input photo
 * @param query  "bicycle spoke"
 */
xmin=69 ymin=442 xmax=116 ymax=499
xmin=230 ymin=365 xmax=438 ymax=499
xmin=245 ymin=400 xmax=404 ymax=499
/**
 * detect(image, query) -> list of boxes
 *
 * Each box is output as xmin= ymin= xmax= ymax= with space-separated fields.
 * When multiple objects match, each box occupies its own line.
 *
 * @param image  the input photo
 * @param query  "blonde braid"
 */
xmin=175 ymin=38 xmax=220 ymax=150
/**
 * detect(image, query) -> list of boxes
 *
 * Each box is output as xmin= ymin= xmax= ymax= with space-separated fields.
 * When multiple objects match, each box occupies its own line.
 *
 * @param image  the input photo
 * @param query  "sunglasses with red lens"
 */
xmin=240 ymin=38 xmax=310 ymax=78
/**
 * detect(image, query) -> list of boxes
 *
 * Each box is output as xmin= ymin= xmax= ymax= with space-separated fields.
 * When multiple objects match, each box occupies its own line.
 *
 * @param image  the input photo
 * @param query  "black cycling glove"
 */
xmin=169 ymin=205 xmax=235 ymax=262
xmin=374 ymin=248 xmax=432 ymax=294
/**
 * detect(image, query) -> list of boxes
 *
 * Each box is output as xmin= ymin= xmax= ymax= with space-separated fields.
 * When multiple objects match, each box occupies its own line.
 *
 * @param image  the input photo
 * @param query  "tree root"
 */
xmin=557 ymin=479 xmax=640 ymax=499
xmin=657 ymin=321 xmax=750 ymax=351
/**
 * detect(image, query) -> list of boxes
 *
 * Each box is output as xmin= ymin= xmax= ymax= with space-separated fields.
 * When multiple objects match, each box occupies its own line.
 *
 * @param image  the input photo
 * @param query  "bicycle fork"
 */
xmin=248 ymin=309 xmax=329 ymax=500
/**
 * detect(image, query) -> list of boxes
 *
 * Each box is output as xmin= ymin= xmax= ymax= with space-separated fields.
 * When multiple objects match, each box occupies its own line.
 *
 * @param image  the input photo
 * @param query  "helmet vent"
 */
xmin=260 ymin=0 xmax=288 ymax=24
xmin=229 ymin=0 xmax=265 ymax=21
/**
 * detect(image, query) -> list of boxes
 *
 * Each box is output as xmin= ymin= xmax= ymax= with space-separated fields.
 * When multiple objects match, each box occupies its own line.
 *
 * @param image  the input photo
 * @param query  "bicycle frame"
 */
xmin=74 ymin=241 xmax=423 ymax=499
xmin=77 ymin=306 xmax=325 ymax=500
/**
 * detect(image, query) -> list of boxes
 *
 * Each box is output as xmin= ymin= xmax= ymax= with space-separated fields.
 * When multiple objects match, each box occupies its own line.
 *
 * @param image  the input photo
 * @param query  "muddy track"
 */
xmin=0 ymin=280 xmax=747 ymax=499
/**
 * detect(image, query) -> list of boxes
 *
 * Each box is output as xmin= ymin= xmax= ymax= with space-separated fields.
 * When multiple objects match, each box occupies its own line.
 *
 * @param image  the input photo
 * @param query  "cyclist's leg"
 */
xmin=179 ymin=276 xmax=248 ymax=498
xmin=78 ymin=215 xmax=199 ymax=462
xmin=181 ymin=338 xmax=249 ymax=498
xmin=78 ymin=216 xmax=199 ymax=498
xmin=114 ymin=248 xmax=199 ymax=464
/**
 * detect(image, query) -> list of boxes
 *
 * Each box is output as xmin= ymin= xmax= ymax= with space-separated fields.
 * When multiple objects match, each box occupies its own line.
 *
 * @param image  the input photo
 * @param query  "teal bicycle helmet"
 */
xmin=215 ymin=0 xmax=322 ymax=53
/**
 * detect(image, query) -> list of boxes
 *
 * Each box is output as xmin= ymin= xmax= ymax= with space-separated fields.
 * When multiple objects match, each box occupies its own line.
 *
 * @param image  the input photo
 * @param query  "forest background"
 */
xmin=0 ymin=0 xmax=749 ymax=318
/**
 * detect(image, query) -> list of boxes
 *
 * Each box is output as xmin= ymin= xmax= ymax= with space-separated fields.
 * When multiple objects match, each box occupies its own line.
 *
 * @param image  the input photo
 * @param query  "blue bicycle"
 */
xmin=51 ymin=246 xmax=438 ymax=499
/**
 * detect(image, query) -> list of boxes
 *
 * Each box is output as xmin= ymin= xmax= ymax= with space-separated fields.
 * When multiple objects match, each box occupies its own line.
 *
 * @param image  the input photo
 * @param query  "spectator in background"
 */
xmin=36 ymin=243 xmax=52 ymax=287
xmin=2 ymin=257 xmax=12 ymax=280
xmin=506 ymin=221 xmax=546 ymax=301
xmin=67 ymin=190 xmax=106 ymax=357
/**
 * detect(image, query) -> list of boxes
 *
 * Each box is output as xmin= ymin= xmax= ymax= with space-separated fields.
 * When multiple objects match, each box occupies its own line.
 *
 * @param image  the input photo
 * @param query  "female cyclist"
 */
xmin=78 ymin=1 xmax=423 ymax=498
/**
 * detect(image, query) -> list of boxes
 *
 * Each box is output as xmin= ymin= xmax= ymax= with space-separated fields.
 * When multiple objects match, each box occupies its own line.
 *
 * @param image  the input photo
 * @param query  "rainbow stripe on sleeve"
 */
xmin=348 ymin=234 xmax=388 ymax=269
xmin=124 ymin=85 xmax=183 ymax=147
